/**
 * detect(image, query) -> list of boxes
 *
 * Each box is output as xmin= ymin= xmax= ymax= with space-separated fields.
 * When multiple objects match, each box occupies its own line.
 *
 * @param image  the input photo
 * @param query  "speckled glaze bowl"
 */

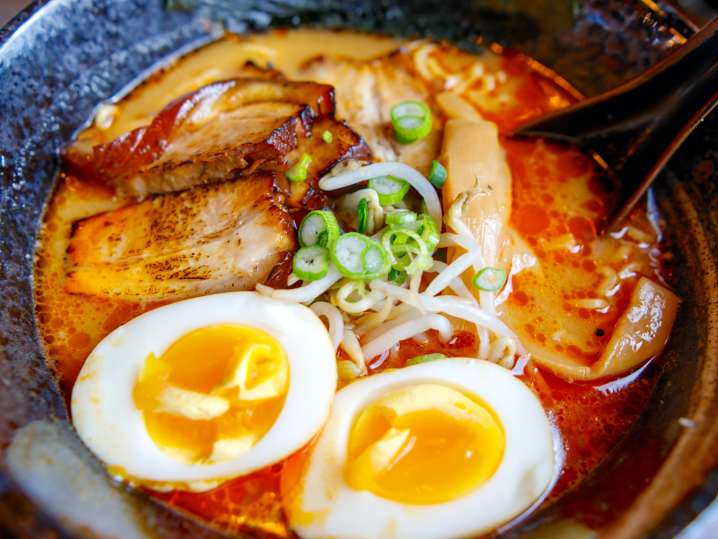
xmin=1 ymin=1 xmax=717 ymax=538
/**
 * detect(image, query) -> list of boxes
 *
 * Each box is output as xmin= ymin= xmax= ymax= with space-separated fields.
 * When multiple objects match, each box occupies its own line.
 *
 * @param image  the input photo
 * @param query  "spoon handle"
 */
xmin=511 ymin=17 xmax=718 ymax=230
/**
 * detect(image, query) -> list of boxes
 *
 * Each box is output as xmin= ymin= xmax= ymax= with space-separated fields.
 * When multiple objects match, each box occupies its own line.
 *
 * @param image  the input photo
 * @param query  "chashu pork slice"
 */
xmin=301 ymin=50 xmax=442 ymax=175
xmin=114 ymin=101 xmax=309 ymax=197
xmin=65 ymin=78 xmax=336 ymax=196
xmin=65 ymin=173 xmax=295 ymax=301
xmin=284 ymin=116 xmax=372 ymax=207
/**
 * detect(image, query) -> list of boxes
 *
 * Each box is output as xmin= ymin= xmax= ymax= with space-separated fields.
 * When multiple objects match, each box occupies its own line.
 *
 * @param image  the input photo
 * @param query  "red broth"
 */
xmin=35 ymin=30 xmax=670 ymax=537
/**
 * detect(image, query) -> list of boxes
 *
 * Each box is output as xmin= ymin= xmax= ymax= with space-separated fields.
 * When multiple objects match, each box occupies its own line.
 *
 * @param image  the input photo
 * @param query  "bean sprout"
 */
xmin=256 ymin=265 xmax=341 ymax=304
xmin=362 ymin=306 xmax=425 ymax=343
xmin=310 ymin=302 xmax=344 ymax=350
xmin=339 ymin=328 xmax=367 ymax=379
xmin=489 ymin=336 xmax=518 ymax=367
xmin=425 ymin=246 xmax=482 ymax=297
xmin=354 ymin=298 xmax=396 ymax=336
xmin=362 ymin=314 xmax=452 ymax=360
xmin=438 ymin=232 xmax=479 ymax=251
xmin=429 ymin=261 xmax=474 ymax=300
xmin=332 ymin=280 xmax=385 ymax=314
xmin=319 ymin=162 xmax=442 ymax=225
xmin=477 ymin=327 xmax=491 ymax=359
xmin=336 ymin=188 xmax=385 ymax=234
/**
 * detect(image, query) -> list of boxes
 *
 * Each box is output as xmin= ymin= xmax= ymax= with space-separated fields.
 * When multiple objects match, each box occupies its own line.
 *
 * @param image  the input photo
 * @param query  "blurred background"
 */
xmin=1 ymin=0 xmax=717 ymax=27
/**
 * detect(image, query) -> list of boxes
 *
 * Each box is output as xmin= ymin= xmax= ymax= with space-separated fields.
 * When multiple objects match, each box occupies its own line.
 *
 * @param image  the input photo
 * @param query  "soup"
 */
xmin=34 ymin=29 xmax=677 ymax=538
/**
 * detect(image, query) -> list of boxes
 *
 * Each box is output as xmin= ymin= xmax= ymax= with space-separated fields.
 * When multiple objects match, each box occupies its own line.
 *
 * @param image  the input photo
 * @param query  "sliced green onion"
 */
xmin=322 ymin=130 xmax=333 ymax=143
xmin=381 ymin=227 xmax=432 ymax=275
xmin=357 ymin=198 xmax=369 ymax=234
xmin=472 ymin=267 xmax=507 ymax=292
xmin=331 ymin=233 xmax=366 ymax=277
xmin=407 ymin=353 xmax=446 ymax=366
xmin=390 ymin=100 xmax=433 ymax=144
xmin=299 ymin=210 xmax=340 ymax=248
xmin=368 ymin=175 xmax=410 ymax=206
xmin=292 ymin=246 xmax=329 ymax=281
xmin=397 ymin=249 xmax=433 ymax=275
xmin=331 ymin=233 xmax=390 ymax=280
xmin=385 ymin=209 xmax=417 ymax=227
xmin=388 ymin=267 xmax=407 ymax=285
xmin=382 ymin=228 xmax=426 ymax=261
xmin=286 ymin=153 xmax=312 ymax=182
xmin=428 ymin=160 xmax=447 ymax=189
xmin=361 ymin=242 xmax=390 ymax=278
xmin=416 ymin=214 xmax=440 ymax=253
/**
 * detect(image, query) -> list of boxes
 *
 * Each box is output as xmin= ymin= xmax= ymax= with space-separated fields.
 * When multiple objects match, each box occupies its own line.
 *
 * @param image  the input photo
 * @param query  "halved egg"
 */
xmin=71 ymin=292 xmax=337 ymax=492
xmin=283 ymin=358 xmax=555 ymax=539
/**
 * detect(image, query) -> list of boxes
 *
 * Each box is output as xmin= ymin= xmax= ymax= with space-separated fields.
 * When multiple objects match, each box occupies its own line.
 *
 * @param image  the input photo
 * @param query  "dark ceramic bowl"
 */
xmin=1 ymin=1 xmax=717 ymax=538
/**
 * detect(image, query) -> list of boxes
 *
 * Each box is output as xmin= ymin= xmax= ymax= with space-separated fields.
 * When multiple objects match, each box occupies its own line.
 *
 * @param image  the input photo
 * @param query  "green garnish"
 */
xmin=330 ymin=232 xmax=390 ymax=280
xmin=357 ymin=198 xmax=369 ymax=234
xmin=385 ymin=209 xmax=417 ymax=227
xmin=298 ymin=210 xmax=340 ymax=248
xmin=407 ymin=353 xmax=446 ymax=366
xmin=322 ymin=130 xmax=333 ymax=143
xmin=390 ymin=100 xmax=433 ymax=144
xmin=388 ymin=267 xmax=407 ymax=285
xmin=416 ymin=213 xmax=440 ymax=252
xmin=428 ymin=160 xmax=447 ymax=189
xmin=368 ymin=175 xmax=410 ymax=206
xmin=381 ymin=227 xmax=432 ymax=276
xmin=286 ymin=153 xmax=312 ymax=182
xmin=472 ymin=267 xmax=507 ymax=292
xmin=292 ymin=246 xmax=330 ymax=281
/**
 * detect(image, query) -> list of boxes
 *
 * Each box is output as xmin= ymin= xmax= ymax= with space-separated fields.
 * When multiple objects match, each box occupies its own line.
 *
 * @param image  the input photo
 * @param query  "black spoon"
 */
xmin=509 ymin=17 xmax=718 ymax=232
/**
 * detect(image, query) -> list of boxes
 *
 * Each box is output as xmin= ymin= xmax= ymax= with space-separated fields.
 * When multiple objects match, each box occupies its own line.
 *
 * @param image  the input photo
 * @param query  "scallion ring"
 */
xmin=381 ymin=227 xmax=432 ymax=275
xmin=361 ymin=242 xmax=390 ymax=278
xmin=388 ymin=267 xmax=407 ymax=285
xmin=472 ymin=267 xmax=507 ymax=292
xmin=407 ymin=353 xmax=446 ymax=366
xmin=416 ymin=213 xmax=440 ymax=252
xmin=299 ymin=210 xmax=340 ymax=248
xmin=390 ymin=100 xmax=433 ymax=144
xmin=385 ymin=209 xmax=417 ymax=227
xmin=292 ymin=246 xmax=329 ymax=281
xmin=357 ymin=198 xmax=369 ymax=234
xmin=331 ymin=233 xmax=390 ymax=280
xmin=368 ymin=175 xmax=410 ymax=206
xmin=428 ymin=160 xmax=447 ymax=189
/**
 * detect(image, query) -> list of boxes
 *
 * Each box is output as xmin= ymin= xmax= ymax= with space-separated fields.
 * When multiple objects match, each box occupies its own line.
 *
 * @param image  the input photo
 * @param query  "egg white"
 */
xmin=71 ymin=291 xmax=337 ymax=490
xmin=287 ymin=358 xmax=555 ymax=539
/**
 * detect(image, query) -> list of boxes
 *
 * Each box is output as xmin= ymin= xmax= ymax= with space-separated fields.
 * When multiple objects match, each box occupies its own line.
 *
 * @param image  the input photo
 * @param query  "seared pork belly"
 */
xmin=65 ymin=173 xmax=295 ymax=301
xmin=111 ymin=101 xmax=308 ymax=197
xmin=285 ymin=116 xmax=371 ymax=207
xmin=65 ymin=78 xmax=335 ymax=196
xmin=301 ymin=50 xmax=442 ymax=174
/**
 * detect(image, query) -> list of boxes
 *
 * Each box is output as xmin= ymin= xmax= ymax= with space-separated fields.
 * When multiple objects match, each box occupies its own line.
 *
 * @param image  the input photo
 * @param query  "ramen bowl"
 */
xmin=0 ymin=1 xmax=717 ymax=538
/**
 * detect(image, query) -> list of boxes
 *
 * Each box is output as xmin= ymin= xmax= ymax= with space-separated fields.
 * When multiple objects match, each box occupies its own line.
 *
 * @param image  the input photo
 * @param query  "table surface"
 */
xmin=0 ymin=1 xmax=29 ymax=27
xmin=0 ymin=0 xmax=716 ymax=538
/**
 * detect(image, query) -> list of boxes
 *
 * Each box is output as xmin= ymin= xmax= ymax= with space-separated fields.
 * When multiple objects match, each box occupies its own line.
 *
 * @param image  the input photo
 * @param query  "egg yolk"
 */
xmin=345 ymin=384 xmax=504 ymax=504
xmin=133 ymin=324 xmax=289 ymax=463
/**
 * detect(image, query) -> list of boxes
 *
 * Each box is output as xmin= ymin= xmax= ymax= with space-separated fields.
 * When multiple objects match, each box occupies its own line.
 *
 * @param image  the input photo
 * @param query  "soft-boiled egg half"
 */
xmin=71 ymin=292 xmax=337 ymax=492
xmin=283 ymin=359 xmax=555 ymax=539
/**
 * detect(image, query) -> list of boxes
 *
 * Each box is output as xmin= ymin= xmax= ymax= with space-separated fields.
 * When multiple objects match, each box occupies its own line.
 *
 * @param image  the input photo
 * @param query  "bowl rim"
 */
xmin=0 ymin=1 xmax=716 ymax=538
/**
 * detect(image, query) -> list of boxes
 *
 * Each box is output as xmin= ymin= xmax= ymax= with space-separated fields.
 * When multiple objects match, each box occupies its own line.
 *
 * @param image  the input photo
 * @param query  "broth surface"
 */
xmin=35 ymin=29 xmax=669 ymax=537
